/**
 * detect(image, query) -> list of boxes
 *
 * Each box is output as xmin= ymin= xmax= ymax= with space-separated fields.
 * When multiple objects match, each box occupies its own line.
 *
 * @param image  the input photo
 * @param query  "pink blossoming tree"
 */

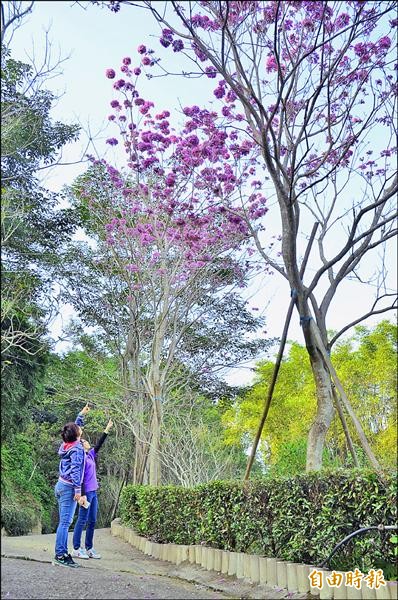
xmin=74 ymin=57 xmax=270 ymax=484
xmin=98 ymin=0 xmax=398 ymax=471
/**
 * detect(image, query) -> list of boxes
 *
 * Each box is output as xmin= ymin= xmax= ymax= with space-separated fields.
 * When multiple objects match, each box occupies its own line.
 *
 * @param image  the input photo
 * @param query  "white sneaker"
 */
xmin=71 ymin=548 xmax=89 ymax=559
xmin=87 ymin=548 xmax=101 ymax=559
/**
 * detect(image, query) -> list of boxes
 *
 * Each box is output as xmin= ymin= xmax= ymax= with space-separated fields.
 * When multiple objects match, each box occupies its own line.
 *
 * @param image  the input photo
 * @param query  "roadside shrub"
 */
xmin=119 ymin=484 xmax=141 ymax=527
xmin=138 ymin=485 xmax=198 ymax=544
xmin=1 ymin=435 xmax=54 ymax=535
xmin=119 ymin=470 xmax=397 ymax=576
xmin=1 ymin=503 xmax=34 ymax=536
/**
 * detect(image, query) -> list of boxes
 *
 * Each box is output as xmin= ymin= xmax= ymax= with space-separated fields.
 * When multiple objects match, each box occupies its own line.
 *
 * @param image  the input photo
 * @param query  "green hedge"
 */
xmin=119 ymin=471 xmax=397 ymax=577
xmin=1 ymin=437 xmax=53 ymax=535
xmin=1 ymin=503 xmax=35 ymax=536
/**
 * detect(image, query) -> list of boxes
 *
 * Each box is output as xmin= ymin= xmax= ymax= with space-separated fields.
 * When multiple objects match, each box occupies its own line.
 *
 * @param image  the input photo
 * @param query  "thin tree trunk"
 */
xmin=331 ymin=386 xmax=360 ymax=468
xmin=244 ymin=222 xmax=319 ymax=480
xmin=133 ymin=437 xmax=145 ymax=484
xmin=110 ymin=472 xmax=128 ymax=522
xmin=148 ymin=397 xmax=162 ymax=485
xmin=138 ymin=436 xmax=150 ymax=484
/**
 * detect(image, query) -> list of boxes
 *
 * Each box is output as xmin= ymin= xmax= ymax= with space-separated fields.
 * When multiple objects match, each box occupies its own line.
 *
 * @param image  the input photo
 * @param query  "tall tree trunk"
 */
xmin=133 ymin=390 xmax=147 ymax=484
xmin=303 ymin=316 xmax=377 ymax=471
xmin=122 ymin=327 xmax=149 ymax=485
xmin=275 ymin=187 xmax=337 ymax=471
xmin=305 ymin=340 xmax=335 ymax=471
xmin=148 ymin=396 xmax=162 ymax=485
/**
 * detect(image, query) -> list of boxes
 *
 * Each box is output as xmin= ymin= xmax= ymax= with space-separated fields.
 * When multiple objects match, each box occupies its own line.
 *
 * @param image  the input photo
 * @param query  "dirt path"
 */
xmin=1 ymin=528 xmax=304 ymax=599
xmin=1 ymin=557 xmax=228 ymax=599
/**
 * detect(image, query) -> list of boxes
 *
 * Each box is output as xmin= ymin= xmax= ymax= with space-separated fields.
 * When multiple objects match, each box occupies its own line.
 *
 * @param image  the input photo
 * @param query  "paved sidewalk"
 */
xmin=1 ymin=529 xmax=308 ymax=599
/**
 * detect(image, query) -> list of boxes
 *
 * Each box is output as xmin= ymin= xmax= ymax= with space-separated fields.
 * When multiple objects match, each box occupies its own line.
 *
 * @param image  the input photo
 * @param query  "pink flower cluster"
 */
xmin=92 ymin=54 xmax=270 ymax=293
xmin=149 ymin=0 xmax=396 ymax=186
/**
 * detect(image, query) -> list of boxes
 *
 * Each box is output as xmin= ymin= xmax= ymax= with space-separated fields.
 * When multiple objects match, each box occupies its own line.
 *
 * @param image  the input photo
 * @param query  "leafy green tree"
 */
xmin=1 ymin=28 xmax=80 ymax=531
xmin=224 ymin=321 xmax=397 ymax=473
xmin=1 ymin=324 xmax=47 ymax=439
xmin=223 ymin=342 xmax=315 ymax=471
xmin=1 ymin=46 xmax=79 ymax=440
xmin=1 ymin=47 xmax=79 ymax=269
xmin=1 ymin=47 xmax=79 ymax=367
xmin=332 ymin=321 xmax=397 ymax=467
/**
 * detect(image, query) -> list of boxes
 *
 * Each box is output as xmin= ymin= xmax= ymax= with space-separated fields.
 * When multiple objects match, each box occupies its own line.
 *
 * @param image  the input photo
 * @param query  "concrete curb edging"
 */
xmin=110 ymin=519 xmax=397 ymax=600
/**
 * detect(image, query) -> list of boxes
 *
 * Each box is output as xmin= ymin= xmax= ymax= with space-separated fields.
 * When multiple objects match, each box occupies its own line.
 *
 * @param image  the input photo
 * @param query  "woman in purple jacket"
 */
xmin=72 ymin=406 xmax=113 ymax=560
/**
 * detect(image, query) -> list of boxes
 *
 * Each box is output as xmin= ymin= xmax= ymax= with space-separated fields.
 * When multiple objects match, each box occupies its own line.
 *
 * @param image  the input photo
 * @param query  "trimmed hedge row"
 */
xmin=119 ymin=471 xmax=397 ymax=576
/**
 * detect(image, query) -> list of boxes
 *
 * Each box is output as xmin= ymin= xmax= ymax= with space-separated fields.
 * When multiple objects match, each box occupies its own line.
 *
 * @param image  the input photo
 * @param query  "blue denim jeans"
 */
xmin=72 ymin=490 xmax=99 ymax=551
xmin=54 ymin=481 xmax=77 ymax=556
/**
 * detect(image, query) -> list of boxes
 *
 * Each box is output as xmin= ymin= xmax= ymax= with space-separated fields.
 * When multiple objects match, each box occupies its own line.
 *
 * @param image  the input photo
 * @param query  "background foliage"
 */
xmin=223 ymin=321 xmax=397 ymax=473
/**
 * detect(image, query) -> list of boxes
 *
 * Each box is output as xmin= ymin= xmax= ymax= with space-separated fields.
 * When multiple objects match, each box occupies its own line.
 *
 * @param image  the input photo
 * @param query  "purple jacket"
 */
xmin=75 ymin=412 xmax=108 ymax=493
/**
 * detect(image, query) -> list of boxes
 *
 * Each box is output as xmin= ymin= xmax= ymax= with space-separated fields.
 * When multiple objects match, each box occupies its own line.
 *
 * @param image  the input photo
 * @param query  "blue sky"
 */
xmin=7 ymin=1 xmax=397 ymax=383
xmin=9 ymin=2 xmax=213 ymax=184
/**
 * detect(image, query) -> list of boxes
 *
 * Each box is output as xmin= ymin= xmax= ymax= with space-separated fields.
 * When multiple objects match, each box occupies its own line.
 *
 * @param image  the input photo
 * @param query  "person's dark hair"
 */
xmin=61 ymin=422 xmax=80 ymax=443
